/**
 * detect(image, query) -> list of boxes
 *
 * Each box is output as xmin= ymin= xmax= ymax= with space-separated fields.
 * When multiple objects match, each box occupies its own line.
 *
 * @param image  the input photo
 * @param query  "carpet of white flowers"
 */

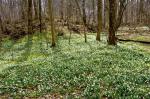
xmin=0 ymin=33 xmax=150 ymax=98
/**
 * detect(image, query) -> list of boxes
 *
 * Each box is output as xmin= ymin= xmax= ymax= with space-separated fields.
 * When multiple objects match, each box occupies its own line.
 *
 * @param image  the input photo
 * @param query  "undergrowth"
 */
xmin=0 ymin=33 xmax=150 ymax=98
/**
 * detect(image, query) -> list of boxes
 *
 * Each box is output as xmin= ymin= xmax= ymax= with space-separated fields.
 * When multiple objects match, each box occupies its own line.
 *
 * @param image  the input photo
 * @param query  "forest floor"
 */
xmin=0 ymin=33 xmax=150 ymax=98
xmin=117 ymin=26 xmax=150 ymax=43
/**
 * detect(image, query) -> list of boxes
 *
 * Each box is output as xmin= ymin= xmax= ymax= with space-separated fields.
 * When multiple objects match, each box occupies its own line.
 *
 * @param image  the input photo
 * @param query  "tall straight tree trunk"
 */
xmin=33 ymin=0 xmax=38 ymax=19
xmin=82 ymin=0 xmax=87 ymax=43
xmin=108 ymin=0 xmax=117 ymax=45
xmin=0 ymin=14 xmax=4 ymax=44
xmin=82 ymin=0 xmax=87 ymax=26
xmin=0 ymin=15 xmax=4 ymax=34
xmin=39 ymin=0 xmax=42 ymax=33
xmin=48 ymin=0 xmax=56 ymax=47
xmin=96 ymin=0 xmax=102 ymax=41
xmin=28 ymin=0 xmax=33 ymax=37
xmin=139 ymin=0 xmax=144 ymax=24
xmin=92 ymin=0 xmax=95 ymax=24
xmin=106 ymin=0 xmax=109 ymax=30
xmin=0 ymin=15 xmax=3 ymax=48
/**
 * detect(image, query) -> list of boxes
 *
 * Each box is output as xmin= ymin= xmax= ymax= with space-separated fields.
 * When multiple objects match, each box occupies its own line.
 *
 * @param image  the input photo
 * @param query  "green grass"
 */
xmin=0 ymin=33 xmax=150 ymax=98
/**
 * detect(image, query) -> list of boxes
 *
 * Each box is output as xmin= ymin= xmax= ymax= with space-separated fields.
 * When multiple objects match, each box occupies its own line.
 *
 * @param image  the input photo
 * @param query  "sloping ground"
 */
xmin=117 ymin=33 xmax=150 ymax=43
xmin=121 ymin=42 xmax=150 ymax=53
xmin=0 ymin=34 xmax=150 ymax=98
xmin=117 ymin=26 xmax=150 ymax=43
xmin=118 ymin=26 xmax=150 ymax=33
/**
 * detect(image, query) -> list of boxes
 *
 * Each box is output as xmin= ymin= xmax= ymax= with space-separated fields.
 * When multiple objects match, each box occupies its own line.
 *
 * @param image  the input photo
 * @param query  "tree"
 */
xmin=96 ymin=0 xmax=102 ymax=41
xmin=39 ymin=0 xmax=42 ymax=33
xmin=106 ymin=0 xmax=109 ymax=30
xmin=92 ymin=0 xmax=95 ymax=24
xmin=0 ymin=14 xmax=4 ymax=46
xmin=28 ymin=0 xmax=33 ymax=37
xmin=60 ymin=0 xmax=64 ymax=20
xmin=48 ymin=0 xmax=56 ymax=47
xmin=82 ymin=0 xmax=87 ymax=26
xmin=108 ymin=0 xmax=116 ymax=45
xmin=116 ymin=0 xmax=128 ymax=30
xmin=75 ymin=0 xmax=87 ymax=42
xmin=0 ymin=15 xmax=4 ymax=34
xmin=33 ymin=0 xmax=38 ymax=19
xmin=108 ymin=0 xmax=128 ymax=45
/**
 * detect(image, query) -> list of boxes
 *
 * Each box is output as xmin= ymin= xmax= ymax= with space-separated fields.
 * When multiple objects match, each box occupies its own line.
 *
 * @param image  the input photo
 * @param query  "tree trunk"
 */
xmin=49 ymin=0 xmax=56 ymax=47
xmin=92 ymin=0 xmax=95 ymax=24
xmin=28 ymin=0 xmax=33 ymax=36
xmin=82 ymin=0 xmax=87 ymax=43
xmin=39 ymin=0 xmax=42 ymax=33
xmin=33 ymin=0 xmax=38 ymax=19
xmin=96 ymin=0 xmax=102 ymax=41
xmin=82 ymin=0 xmax=87 ymax=26
xmin=105 ymin=0 xmax=109 ymax=30
xmin=0 ymin=15 xmax=3 ymax=48
xmin=0 ymin=15 xmax=4 ymax=33
xmin=60 ymin=0 xmax=64 ymax=20
xmin=108 ymin=0 xmax=117 ymax=45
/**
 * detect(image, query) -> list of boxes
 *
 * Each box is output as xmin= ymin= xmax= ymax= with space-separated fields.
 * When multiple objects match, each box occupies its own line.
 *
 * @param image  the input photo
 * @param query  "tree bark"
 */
xmin=82 ymin=0 xmax=87 ymax=26
xmin=49 ymin=0 xmax=56 ymax=47
xmin=39 ymin=0 xmax=42 ymax=33
xmin=108 ymin=0 xmax=117 ymax=45
xmin=0 ymin=15 xmax=3 ymax=48
xmin=33 ymin=0 xmax=38 ymax=19
xmin=105 ymin=0 xmax=109 ymax=30
xmin=28 ymin=0 xmax=33 ymax=36
xmin=96 ymin=0 xmax=102 ymax=41
xmin=0 ymin=15 xmax=4 ymax=33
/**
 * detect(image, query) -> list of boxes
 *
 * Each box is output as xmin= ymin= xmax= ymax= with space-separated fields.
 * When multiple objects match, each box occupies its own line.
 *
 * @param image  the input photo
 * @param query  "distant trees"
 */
xmin=21 ymin=0 xmax=27 ymax=20
xmin=75 ymin=0 xmax=87 ymax=42
xmin=0 ymin=0 xmax=149 ymax=26
xmin=0 ymin=0 xmax=150 ymax=46
xmin=60 ymin=0 xmax=64 ymax=20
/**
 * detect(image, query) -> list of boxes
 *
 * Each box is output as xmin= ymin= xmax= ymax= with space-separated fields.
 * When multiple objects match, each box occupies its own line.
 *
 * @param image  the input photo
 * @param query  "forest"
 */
xmin=0 ymin=0 xmax=150 ymax=98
